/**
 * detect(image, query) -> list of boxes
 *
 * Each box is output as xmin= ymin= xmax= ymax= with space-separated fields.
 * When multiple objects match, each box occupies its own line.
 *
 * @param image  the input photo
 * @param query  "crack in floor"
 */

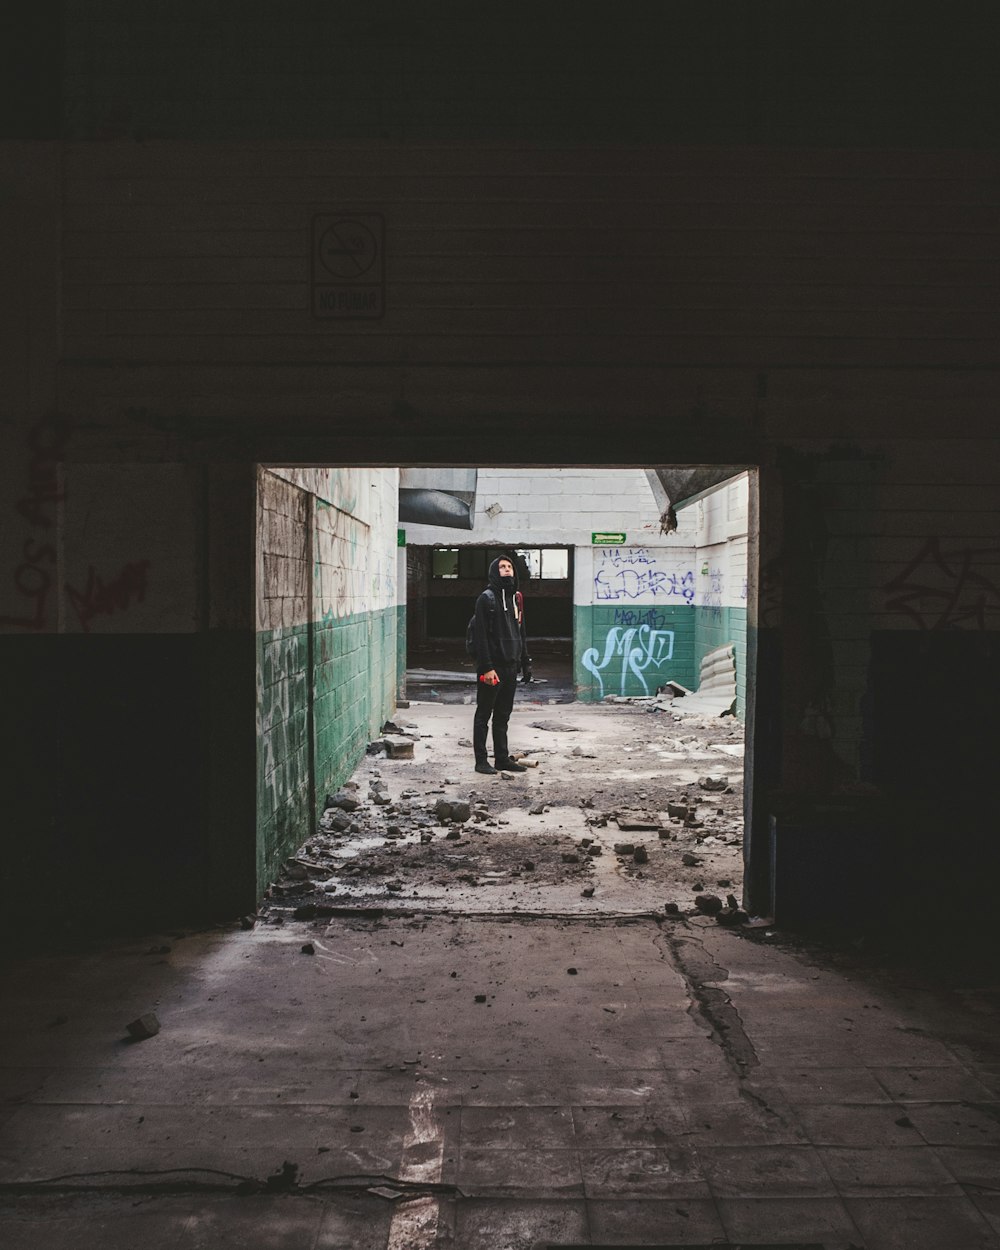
xmin=657 ymin=920 xmax=759 ymax=1078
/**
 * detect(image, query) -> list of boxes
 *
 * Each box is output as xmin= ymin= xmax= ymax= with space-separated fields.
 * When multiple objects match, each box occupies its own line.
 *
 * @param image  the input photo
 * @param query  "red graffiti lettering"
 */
xmin=65 ymin=561 xmax=151 ymax=633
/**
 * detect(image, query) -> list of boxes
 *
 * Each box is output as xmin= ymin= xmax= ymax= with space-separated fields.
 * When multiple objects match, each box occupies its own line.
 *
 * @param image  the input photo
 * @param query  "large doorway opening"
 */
xmin=255 ymin=463 xmax=759 ymax=921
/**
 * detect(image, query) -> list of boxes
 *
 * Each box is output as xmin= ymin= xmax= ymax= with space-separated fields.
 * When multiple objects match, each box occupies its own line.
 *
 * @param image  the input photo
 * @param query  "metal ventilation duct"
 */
xmin=399 ymin=468 xmax=478 ymax=530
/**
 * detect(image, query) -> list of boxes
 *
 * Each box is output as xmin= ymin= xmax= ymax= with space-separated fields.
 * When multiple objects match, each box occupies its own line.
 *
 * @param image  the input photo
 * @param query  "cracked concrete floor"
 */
xmin=2 ymin=704 xmax=999 ymax=1248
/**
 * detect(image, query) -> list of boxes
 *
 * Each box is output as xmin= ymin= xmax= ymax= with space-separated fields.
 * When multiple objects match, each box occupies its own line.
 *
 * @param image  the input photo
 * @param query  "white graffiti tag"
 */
xmin=581 ymin=625 xmax=675 ymax=698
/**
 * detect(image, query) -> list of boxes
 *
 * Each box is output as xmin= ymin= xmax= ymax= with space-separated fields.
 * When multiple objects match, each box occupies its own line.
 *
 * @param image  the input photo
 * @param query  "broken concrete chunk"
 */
xmin=529 ymin=802 xmax=547 ymax=815
xmin=384 ymin=737 xmax=415 ymax=760
xmin=530 ymin=721 xmax=580 ymax=732
xmin=613 ymin=843 xmax=636 ymax=856
xmin=667 ymin=802 xmax=689 ymax=820
xmin=499 ymin=771 xmax=514 ymax=780
xmin=664 ymin=902 xmax=680 ymax=915
xmin=682 ymin=852 xmax=703 ymax=867
xmin=699 ymin=776 xmax=727 ymax=791
xmin=695 ymin=893 xmax=724 ymax=914
xmin=616 ymin=812 xmax=662 ymax=832
xmin=125 ymin=1012 xmax=160 ymax=1041
xmin=450 ymin=801 xmax=471 ymax=822
xmin=433 ymin=798 xmax=454 ymax=820
xmin=324 ymin=791 xmax=360 ymax=812
xmin=581 ymin=886 xmax=595 ymax=898
xmin=717 ymin=908 xmax=750 ymax=927
xmin=632 ymin=845 xmax=649 ymax=864
xmin=561 ymin=852 xmax=580 ymax=863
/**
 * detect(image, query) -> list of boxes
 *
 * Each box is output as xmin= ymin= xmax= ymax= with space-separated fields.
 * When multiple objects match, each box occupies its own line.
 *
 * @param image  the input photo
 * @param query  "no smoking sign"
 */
xmin=312 ymin=213 xmax=385 ymax=319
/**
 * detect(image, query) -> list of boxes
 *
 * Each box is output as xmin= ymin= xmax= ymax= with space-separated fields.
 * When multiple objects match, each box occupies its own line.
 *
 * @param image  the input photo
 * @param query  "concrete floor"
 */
xmin=2 ymin=699 xmax=999 ymax=1248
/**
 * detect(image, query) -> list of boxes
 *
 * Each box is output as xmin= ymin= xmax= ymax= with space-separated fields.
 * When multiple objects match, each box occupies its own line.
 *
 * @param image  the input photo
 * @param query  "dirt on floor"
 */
xmin=264 ymin=691 xmax=749 ymax=923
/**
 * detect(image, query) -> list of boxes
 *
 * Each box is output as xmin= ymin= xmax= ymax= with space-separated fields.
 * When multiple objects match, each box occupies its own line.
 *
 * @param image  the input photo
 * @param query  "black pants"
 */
xmin=473 ymin=665 xmax=518 ymax=764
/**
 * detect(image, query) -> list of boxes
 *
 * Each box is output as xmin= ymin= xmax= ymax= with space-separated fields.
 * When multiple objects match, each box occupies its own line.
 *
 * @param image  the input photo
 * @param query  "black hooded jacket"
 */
xmin=473 ymin=557 xmax=525 ymax=674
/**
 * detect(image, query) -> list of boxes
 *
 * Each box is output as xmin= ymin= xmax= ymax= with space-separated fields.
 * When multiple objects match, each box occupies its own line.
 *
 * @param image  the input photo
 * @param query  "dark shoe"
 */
xmin=496 ymin=759 xmax=527 ymax=773
xmin=475 ymin=761 xmax=497 ymax=775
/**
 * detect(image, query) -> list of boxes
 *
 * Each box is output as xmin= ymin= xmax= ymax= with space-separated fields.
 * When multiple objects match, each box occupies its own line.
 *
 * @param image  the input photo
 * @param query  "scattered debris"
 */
xmin=633 ymin=845 xmax=649 ymax=865
xmin=531 ymin=721 xmax=580 ymax=732
xmin=529 ymin=802 xmax=547 ymax=815
xmin=699 ymin=776 xmax=727 ymax=791
xmin=682 ymin=852 xmax=703 ymax=867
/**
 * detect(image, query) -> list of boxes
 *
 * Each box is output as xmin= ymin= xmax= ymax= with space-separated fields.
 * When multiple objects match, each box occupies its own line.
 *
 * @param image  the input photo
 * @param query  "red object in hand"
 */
xmin=479 ymin=671 xmax=500 ymax=685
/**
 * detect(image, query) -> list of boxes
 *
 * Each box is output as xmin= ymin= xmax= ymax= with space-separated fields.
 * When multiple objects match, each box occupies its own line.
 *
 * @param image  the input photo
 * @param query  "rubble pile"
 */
xmin=261 ymin=698 xmax=748 ymax=924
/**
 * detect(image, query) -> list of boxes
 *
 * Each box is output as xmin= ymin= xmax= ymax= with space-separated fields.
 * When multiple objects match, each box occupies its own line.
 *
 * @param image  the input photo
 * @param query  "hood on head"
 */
xmin=488 ymin=555 xmax=519 ymax=594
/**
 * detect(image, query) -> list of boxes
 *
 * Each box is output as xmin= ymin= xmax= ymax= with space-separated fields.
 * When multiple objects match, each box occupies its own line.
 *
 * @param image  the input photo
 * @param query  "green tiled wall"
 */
xmin=574 ymin=604 xmax=696 ymax=701
xmin=574 ymin=603 xmax=747 ymax=719
xmin=694 ymin=605 xmax=747 ymax=720
xmin=257 ymin=604 xmax=396 ymax=890
xmin=256 ymin=622 xmax=311 ymax=890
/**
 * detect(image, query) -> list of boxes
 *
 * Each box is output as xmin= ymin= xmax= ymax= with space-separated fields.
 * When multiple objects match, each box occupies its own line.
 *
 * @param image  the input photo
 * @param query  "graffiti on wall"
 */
xmin=703 ymin=566 xmax=724 ymax=621
xmin=582 ymin=624 xmax=675 ymax=698
xmin=594 ymin=548 xmax=695 ymax=604
xmin=0 ymin=417 xmax=73 ymax=631
xmin=65 ymin=561 xmax=151 ymax=633
xmin=884 ymin=538 xmax=1000 ymax=630
xmin=612 ymin=606 xmax=669 ymax=630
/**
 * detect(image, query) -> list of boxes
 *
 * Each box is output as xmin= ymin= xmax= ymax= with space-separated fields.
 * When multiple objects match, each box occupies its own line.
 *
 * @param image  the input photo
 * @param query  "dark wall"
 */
xmin=1 ymin=6 xmax=999 ymax=946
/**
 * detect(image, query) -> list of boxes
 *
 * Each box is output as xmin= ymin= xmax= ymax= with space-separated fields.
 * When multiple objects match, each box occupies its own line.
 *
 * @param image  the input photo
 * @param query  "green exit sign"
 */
xmin=592 ymin=532 xmax=626 ymax=545
xmin=397 ymin=529 xmax=406 ymax=547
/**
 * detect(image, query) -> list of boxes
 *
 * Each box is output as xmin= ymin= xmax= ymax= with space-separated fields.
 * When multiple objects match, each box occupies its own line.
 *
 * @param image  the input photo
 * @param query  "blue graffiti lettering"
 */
xmin=612 ymin=606 xmax=668 ymax=629
xmin=594 ymin=566 xmax=695 ymax=603
xmin=581 ymin=625 xmax=675 ymax=698
xmin=600 ymin=547 xmax=655 ymax=566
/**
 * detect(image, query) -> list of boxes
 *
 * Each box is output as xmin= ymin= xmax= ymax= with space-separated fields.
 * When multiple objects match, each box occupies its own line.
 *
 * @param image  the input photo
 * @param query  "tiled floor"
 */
xmin=1 ymin=913 xmax=998 ymax=1248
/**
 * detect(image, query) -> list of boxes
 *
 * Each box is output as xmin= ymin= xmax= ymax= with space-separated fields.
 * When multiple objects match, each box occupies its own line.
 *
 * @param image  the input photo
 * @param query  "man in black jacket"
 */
xmin=471 ymin=555 xmax=529 ymax=775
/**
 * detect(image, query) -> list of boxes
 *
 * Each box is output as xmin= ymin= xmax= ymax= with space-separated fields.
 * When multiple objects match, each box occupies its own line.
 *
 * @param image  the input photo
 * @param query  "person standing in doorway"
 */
xmin=472 ymin=555 xmax=528 ymax=774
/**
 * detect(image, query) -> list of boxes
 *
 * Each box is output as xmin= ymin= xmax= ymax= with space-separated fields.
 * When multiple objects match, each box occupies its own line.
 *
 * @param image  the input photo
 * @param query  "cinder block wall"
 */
xmin=257 ymin=467 xmax=398 ymax=892
xmin=689 ymin=473 xmax=750 ymax=719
